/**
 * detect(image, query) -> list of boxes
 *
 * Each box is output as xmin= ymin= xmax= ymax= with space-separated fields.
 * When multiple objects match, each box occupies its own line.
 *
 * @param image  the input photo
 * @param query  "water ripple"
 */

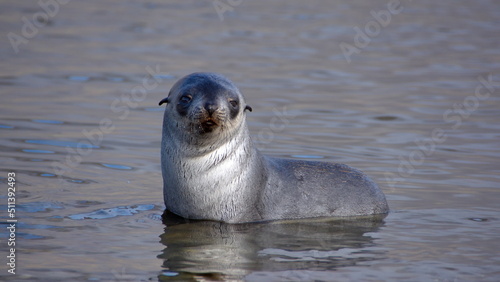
xmin=101 ymin=163 xmax=133 ymax=170
xmin=68 ymin=204 xmax=155 ymax=220
xmin=32 ymin=119 xmax=64 ymax=124
xmin=25 ymin=139 xmax=99 ymax=149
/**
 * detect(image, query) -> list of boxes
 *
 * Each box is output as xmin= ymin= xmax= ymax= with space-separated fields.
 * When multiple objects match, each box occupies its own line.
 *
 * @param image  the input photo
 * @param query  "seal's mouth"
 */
xmin=199 ymin=118 xmax=219 ymax=133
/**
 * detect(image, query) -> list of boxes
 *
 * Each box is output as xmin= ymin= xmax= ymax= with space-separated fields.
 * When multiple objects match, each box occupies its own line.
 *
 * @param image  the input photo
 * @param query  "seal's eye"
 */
xmin=229 ymin=100 xmax=238 ymax=108
xmin=179 ymin=95 xmax=192 ymax=105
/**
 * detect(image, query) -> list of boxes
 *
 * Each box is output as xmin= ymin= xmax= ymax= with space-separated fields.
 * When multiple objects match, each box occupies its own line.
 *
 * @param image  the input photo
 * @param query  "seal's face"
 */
xmin=175 ymin=79 xmax=241 ymax=134
xmin=160 ymin=73 xmax=252 ymax=141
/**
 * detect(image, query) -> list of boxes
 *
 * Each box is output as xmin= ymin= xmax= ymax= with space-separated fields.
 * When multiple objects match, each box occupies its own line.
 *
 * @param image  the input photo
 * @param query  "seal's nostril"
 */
xmin=205 ymin=102 xmax=217 ymax=115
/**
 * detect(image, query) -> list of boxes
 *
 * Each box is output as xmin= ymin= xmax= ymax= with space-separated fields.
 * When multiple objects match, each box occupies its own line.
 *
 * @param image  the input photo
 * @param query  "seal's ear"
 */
xmin=244 ymin=105 xmax=253 ymax=112
xmin=159 ymin=97 xmax=170 ymax=106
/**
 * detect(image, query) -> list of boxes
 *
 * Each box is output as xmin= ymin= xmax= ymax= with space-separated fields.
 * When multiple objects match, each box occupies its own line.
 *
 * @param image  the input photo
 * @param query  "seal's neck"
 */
xmin=167 ymin=119 xmax=252 ymax=159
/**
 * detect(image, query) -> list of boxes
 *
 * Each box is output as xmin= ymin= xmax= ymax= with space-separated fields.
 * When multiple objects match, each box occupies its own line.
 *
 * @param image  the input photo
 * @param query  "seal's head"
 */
xmin=159 ymin=73 xmax=252 ymax=145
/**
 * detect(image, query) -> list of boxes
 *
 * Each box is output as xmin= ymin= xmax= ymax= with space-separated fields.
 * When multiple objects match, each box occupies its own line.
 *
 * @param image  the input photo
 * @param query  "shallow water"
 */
xmin=1 ymin=0 xmax=499 ymax=281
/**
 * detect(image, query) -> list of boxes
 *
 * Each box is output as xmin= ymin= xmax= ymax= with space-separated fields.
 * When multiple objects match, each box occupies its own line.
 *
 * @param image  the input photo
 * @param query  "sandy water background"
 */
xmin=0 ymin=0 xmax=499 ymax=281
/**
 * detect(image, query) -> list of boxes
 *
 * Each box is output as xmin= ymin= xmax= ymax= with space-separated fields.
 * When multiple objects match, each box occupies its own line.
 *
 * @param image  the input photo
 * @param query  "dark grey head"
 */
xmin=159 ymin=72 xmax=252 ymax=136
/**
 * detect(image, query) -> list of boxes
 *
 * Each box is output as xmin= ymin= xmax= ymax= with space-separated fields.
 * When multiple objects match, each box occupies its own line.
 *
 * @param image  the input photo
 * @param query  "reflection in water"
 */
xmin=158 ymin=212 xmax=386 ymax=280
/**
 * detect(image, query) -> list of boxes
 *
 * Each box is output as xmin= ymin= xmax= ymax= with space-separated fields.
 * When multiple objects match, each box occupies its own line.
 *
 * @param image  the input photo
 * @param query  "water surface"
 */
xmin=1 ymin=0 xmax=499 ymax=281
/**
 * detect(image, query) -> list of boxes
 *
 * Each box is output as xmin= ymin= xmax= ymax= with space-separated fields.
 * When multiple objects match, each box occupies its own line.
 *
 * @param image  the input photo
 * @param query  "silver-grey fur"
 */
xmin=160 ymin=72 xmax=389 ymax=223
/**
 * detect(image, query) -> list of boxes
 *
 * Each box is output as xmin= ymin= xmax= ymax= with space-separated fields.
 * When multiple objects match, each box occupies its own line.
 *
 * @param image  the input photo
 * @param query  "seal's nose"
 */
xmin=204 ymin=102 xmax=217 ymax=116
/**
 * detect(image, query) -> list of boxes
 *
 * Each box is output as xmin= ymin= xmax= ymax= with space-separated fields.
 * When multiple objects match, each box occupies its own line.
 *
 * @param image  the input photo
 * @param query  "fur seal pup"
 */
xmin=159 ymin=72 xmax=389 ymax=223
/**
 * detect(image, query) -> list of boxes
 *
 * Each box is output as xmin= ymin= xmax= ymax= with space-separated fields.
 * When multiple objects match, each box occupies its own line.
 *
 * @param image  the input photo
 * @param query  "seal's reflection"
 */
xmin=158 ymin=211 xmax=386 ymax=281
